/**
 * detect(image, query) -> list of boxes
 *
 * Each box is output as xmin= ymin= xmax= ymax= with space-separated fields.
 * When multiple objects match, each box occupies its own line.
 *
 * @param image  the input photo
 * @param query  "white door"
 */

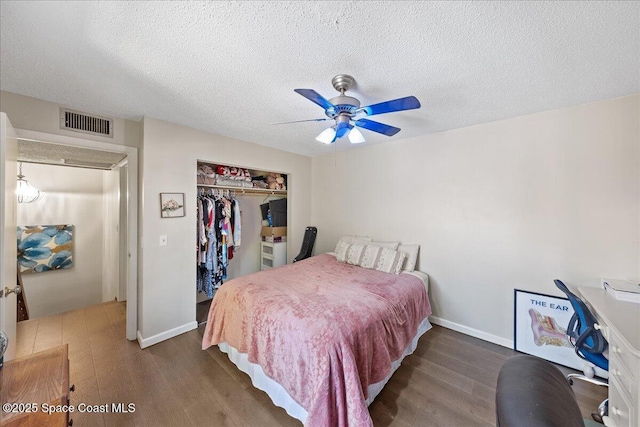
xmin=0 ymin=113 xmax=18 ymax=362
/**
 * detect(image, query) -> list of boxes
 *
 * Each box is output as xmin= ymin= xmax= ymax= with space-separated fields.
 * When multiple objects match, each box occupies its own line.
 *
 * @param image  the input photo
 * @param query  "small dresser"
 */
xmin=1 ymin=344 xmax=73 ymax=427
xmin=260 ymin=241 xmax=287 ymax=271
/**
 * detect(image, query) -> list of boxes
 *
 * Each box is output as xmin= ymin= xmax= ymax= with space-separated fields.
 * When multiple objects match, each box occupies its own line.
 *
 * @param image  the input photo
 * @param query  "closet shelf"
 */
xmin=197 ymin=184 xmax=287 ymax=196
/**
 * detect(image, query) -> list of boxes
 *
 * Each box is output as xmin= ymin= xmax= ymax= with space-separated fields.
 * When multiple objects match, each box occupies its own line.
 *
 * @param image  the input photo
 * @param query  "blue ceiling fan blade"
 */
xmin=358 ymin=96 xmax=421 ymax=116
xmin=294 ymin=89 xmax=335 ymax=110
xmin=335 ymin=121 xmax=353 ymax=139
xmin=355 ymin=118 xmax=401 ymax=136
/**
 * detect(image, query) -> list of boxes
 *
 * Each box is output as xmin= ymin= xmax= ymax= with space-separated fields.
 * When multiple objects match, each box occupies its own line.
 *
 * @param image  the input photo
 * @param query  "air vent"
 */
xmin=60 ymin=108 xmax=113 ymax=137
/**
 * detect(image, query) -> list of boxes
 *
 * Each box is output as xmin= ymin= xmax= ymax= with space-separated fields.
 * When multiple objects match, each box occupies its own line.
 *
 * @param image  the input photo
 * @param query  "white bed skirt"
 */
xmin=217 ymin=316 xmax=433 ymax=424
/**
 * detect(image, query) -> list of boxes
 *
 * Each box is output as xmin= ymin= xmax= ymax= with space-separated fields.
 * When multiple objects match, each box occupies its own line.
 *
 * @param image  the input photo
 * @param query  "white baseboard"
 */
xmin=429 ymin=315 xmax=513 ymax=349
xmin=136 ymin=321 xmax=198 ymax=349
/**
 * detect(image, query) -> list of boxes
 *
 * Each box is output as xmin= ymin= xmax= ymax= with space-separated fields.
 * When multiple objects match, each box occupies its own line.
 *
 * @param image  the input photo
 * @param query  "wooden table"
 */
xmin=0 ymin=344 xmax=71 ymax=427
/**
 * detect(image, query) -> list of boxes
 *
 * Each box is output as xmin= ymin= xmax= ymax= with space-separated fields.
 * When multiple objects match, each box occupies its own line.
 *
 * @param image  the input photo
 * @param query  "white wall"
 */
xmin=102 ymin=169 xmax=120 ymax=302
xmin=311 ymin=94 xmax=640 ymax=346
xmin=139 ymin=117 xmax=311 ymax=343
xmin=17 ymin=163 xmax=105 ymax=318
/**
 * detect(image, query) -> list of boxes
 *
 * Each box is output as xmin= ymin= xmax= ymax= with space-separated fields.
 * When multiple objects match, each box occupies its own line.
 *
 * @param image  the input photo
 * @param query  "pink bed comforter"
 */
xmin=202 ymin=254 xmax=431 ymax=426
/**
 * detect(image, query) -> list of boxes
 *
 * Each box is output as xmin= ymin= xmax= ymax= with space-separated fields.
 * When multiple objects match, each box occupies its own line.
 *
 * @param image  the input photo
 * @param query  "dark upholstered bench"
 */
xmin=496 ymin=355 xmax=585 ymax=427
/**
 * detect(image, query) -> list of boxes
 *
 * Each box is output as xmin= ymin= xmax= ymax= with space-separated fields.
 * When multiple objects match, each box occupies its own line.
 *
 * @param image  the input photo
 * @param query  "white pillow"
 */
xmin=335 ymin=240 xmax=351 ymax=262
xmin=374 ymin=248 xmax=406 ymax=274
xmin=335 ymin=235 xmax=373 ymax=256
xmin=337 ymin=235 xmax=373 ymax=245
xmin=368 ymin=241 xmax=401 ymax=250
xmin=344 ymin=243 xmax=366 ymax=265
xmin=359 ymin=244 xmax=382 ymax=269
xmin=397 ymin=244 xmax=420 ymax=272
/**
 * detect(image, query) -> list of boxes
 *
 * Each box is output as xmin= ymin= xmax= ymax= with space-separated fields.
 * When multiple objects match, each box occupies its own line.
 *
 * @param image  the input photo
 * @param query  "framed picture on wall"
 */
xmin=160 ymin=193 xmax=185 ymax=218
xmin=514 ymin=289 xmax=584 ymax=371
xmin=17 ymin=225 xmax=74 ymax=274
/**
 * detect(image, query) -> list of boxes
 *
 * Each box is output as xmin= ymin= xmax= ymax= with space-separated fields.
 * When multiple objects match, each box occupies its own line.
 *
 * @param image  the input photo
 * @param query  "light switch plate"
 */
xmin=159 ymin=235 xmax=168 ymax=246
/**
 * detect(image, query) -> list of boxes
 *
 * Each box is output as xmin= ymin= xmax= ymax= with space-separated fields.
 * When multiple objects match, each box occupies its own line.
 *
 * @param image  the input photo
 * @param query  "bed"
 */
xmin=201 ymin=253 xmax=432 ymax=426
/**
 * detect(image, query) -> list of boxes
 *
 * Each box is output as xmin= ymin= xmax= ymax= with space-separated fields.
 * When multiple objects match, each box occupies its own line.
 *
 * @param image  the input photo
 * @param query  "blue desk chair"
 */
xmin=554 ymin=279 xmax=609 ymax=422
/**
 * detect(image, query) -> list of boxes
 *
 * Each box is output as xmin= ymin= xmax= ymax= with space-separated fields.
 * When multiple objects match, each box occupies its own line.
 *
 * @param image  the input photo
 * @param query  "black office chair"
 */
xmin=293 ymin=227 xmax=317 ymax=263
xmin=496 ymin=355 xmax=604 ymax=427
xmin=554 ymin=279 xmax=609 ymax=422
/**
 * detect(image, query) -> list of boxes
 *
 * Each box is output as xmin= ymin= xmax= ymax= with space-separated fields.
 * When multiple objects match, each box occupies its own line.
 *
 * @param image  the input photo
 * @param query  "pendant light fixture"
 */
xmin=16 ymin=162 xmax=42 ymax=203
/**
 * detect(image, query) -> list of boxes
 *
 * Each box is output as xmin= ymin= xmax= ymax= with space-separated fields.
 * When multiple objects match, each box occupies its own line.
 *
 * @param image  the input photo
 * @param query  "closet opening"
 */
xmin=196 ymin=161 xmax=288 ymax=325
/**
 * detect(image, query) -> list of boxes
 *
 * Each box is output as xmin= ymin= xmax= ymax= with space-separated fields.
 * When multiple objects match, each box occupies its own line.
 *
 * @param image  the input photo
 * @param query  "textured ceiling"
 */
xmin=1 ymin=1 xmax=638 ymax=157
xmin=18 ymin=139 xmax=127 ymax=170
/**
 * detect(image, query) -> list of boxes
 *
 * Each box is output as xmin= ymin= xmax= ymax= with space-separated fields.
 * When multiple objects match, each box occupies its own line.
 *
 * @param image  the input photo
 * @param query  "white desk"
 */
xmin=578 ymin=287 xmax=640 ymax=427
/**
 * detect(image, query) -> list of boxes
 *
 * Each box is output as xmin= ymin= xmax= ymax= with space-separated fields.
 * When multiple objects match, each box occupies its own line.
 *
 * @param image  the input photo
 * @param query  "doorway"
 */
xmin=16 ymin=158 xmax=123 ymax=314
xmin=13 ymin=129 xmax=138 ymax=342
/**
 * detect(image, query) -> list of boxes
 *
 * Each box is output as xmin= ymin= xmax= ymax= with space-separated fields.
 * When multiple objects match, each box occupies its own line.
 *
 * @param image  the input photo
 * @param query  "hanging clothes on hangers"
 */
xmin=196 ymin=190 xmax=242 ymax=297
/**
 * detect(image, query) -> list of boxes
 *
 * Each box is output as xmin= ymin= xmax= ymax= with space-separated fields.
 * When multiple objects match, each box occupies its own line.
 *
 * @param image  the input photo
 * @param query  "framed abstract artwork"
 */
xmin=514 ymin=288 xmax=584 ymax=370
xmin=17 ymin=225 xmax=74 ymax=274
xmin=160 ymin=193 xmax=185 ymax=218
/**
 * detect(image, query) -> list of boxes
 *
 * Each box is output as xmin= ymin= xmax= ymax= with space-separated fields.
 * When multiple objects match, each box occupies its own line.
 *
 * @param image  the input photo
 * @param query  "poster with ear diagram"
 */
xmin=17 ymin=225 xmax=73 ymax=274
xmin=514 ymin=289 xmax=584 ymax=371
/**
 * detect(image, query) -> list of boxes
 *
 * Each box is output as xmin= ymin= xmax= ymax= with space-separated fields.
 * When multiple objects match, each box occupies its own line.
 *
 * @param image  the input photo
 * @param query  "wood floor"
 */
xmin=16 ymin=302 xmax=607 ymax=426
xmin=196 ymin=299 xmax=211 ymax=325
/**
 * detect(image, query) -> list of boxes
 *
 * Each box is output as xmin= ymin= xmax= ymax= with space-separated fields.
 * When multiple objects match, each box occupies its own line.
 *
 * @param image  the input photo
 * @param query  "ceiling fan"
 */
xmin=276 ymin=75 xmax=421 ymax=144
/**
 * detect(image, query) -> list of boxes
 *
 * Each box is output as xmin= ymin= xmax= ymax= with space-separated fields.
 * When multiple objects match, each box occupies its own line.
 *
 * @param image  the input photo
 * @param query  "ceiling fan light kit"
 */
xmin=316 ymin=127 xmax=337 ymax=144
xmin=290 ymin=74 xmax=421 ymax=145
xmin=348 ymin=127 xmax=366 ymax=144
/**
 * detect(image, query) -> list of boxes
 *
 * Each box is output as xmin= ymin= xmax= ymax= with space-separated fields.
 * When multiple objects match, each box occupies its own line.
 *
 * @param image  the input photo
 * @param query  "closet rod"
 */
xmin=197 ymin=184 xmax=287 ymax=197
